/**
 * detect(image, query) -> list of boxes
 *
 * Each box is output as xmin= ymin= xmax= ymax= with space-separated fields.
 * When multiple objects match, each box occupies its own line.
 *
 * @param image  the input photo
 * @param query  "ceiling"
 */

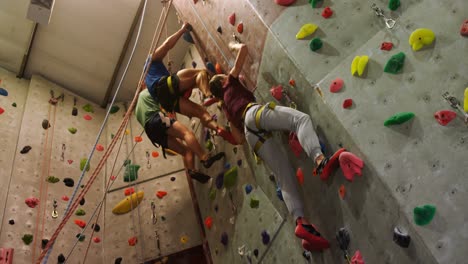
xmin=0 ymin=0 xmax=189 ymax=105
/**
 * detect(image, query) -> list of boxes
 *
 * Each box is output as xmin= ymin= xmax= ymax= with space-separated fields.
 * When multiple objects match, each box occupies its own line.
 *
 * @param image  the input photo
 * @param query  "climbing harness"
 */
xmin=442 ymin=92 xmax=468 ymax=124
xmin=52 ymin=200 xmax=58 ymax=219
xmin=371 ymin=3 xmax=396 ymax=29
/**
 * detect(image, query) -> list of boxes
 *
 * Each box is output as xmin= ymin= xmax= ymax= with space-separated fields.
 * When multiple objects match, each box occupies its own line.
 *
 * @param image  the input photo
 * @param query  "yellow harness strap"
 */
xmin=243 ymin=102 xmax=276 ymax=163
xmin=167 ymin=76 xmax=174 ymax=95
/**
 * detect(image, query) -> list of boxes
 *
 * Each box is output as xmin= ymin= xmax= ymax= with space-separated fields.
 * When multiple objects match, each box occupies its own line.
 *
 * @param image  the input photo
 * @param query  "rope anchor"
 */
xmin=52 ymin=200 xmax=58 ymax=219
xmin=371 ymin=3 xmax=396 ymax=29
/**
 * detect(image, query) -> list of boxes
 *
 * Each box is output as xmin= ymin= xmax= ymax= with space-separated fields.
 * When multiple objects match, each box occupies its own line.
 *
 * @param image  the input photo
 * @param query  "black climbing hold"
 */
xmin=192 ymin=61 xmax=197 ymax=68
xmin=41 ymin=239 xmax=49 ymax=249
xmin=63 ymin=178 xmax=74 ymax=187
xmin=58 ymin=253 xmax=66 ymax=263
xmin=221 ymin=232 xmax=228 ymax=246
xmin=114 ymin=257 xmax=123 ymax=264
xmin=170 ymin=177 xmax=176 ymax=181
xmin=80 ymin=184 xmax=84 ymax=188
xmin=20 ymin=146 xmax=32 ymax=154
xmin=276 ymin=187 xmax=284 ymax=201
xmin=393 ymin=227 xmax=411 ymax=248
xmin=269 ymin=174 xmax=275 ymax=182
xmin=237 ymin=159 xmax=242 ymax=166
xmin=12 ymin=102 xmax=17 ymax=107
xmin=72 ymin=107 xmax=78 ymax=116
xmin=123 ymin=159 xmax=131 ymax=166
xmin=261 ymin=230 xmax=270 ymax=245
xmin=336 ymin=228 xmax=350 ymax=251
xmin=215 ymin=172 xmax=224 ymax=189
xmin=253 ymin=249 xmax=259 ymax=258
xmin=161 ymin=216 xmax=166 ymax=221
xmin=302 ymin=250 xmax=311 ymax=260
xmin=183 ymin=31 xmax=194 ymax=44
xmin=110 ymin=105 xmax=120 ymax=114
xmin=217 ymin=26 xmax=223 ymax=34
xmin=92 ymin=223 xmax=101 ymax=232
xmin=8 ymin=219 xmax=14 ymax=225
xmin=42 ymin=119 xmax=51 ymax=129
xmin=79 ymin=197 xmax=85 ymax=206
xmin=76 ymin=233 xmax=85 ymax=242
xmin=214 ymin=205 xmax=219 ymax=212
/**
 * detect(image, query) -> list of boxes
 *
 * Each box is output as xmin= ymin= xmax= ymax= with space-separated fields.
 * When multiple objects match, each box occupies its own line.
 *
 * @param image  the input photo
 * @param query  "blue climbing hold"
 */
xmin=224 ymin=163 xmax=231 ymax=170
xmin=245 ymin=184 xmax=253 ymax=194
xmin=0 ymin=88 xmax=8 ymax=96
xmin=276 ymin=187 xmax=284 ymax=201
xmin=206 ymin=62 xmax=216 ymax=73
xmin=183 ymin=31 xmax=194 ymax=44
xmin=261 ymin=230 xmax=270 ymax=245
xmin=215 ymin=172 xmax=224 ymax=189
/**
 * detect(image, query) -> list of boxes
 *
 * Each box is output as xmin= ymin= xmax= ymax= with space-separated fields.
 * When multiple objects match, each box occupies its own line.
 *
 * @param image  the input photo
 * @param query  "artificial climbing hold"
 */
xmin=296 ymin=168 xmax=304 ymax=185
xmin=384 ymin=52 xmax=405 ymax=74
xmin=96 ymin=144 xmax=104 ymax=151
xmin=276 ymin=187 xmax=284 ymax=201
xmin=224 ymin=166 xmax=238 ymax=188
xmin=434 ymin=110 xmax=457 ymax=126
xmin=321 ymin=6 xmax=333 ymax=18
xmin=80 ymin=184 xmax=84 ymax=188
xmin=461 ymin=20 xmax=468 ymax=36
xmin=75 ymin=209 xmax=86 ymax=216
xmin=393 ymin=226 xmax=411 ymax=248
xmin=115 ymin=257 xmax=123 ymax=264
xmin=245 ymin=184 xmax=253 ymax=194
xmin=72 ymin=106 xmax=78 ymax=116
xmin=41 ymin=239 xmax=49 ymax=249
xmin=215 ymin=63 xmax=223 ymax=74
xmin=205 ymin=140 xmax=213 ymax=151
xmin=253 ymin=249 xmax=259 ymax=258
xmin=128 ymin=237 xmax=138 ymax=246
xmin=339 ymin=151 xmax=364 ymax=181
xmin=152 ymin=151 xmax=159 ymax=158
xmin=25 ymin=197 xmax=39 ymax=208
xmin=58 ymin=254 xmax=66 ymax=263
xmin=221 ymin=232 xmax=228 ymax=246
xmin=67 ymin=160 xmax=73 ymax=164
xmin=343 ymin=99 xmax=353 ymax=109
xmin=92 ymin=223 xmax=101 ymax=232
xmin=110 ymin=105 xmax=120 ymax=114
xmin=275 ymin=0 xmax=295 ymax=6
xmin=192 ymin=61 xmax=197 ymax=68
xmin=237 ymin=22 xmax=244 ymax=34
xmin=42 ymin=119 xmax=51 ymax=129
xmin=269 ymin=174 xmax=276 ymax=182
xmin=62 ymin=196 xmax=69 ymax=201
xmin=261 ymin=230 xmax=270 ymax=245
xmin=20 ymin=145 xmax=32 ymax=154
xmin=183 ymin=31 xmax=194 ymax=44
xmin=217 ymin=26 xmax=223 ymax=34
xmin=82 ymin=104 xmax=94 ymax=113
xmin=80 ymin=158 xmax=90 ymax=172
xmin=215 ymin=173 xmax=224 ymax=189
xmin=209 ymin=188 xmax=217 ymax=200
xmin=270 ymin=85 xmax=283 ymax=101
xmin=409 ymin=28 xmax=435 ymax=51
xmin=205 ymin=216 xmax=213 ymax=229
xmin=384 ymin=112 xmax=415 ymax=126
xmin=206 ymin=62 xmax=216 ymax=73
xmin=124 ymin=187 xmax=135 ymax=196
xmin=83 ymin=114 xmax=92 ymax=121
xmin=22 ymin=234 xmax=33 ymax=245
xmin=310 ymin=0 xmax=323 ymax=8
xmin=296 ymin=24 xmax=318 ymax=39
xmin=309 ymin=37 xmax=323 ymax=51
xmin=46 ymin=176 xmax=60 ymax=183
xmin=339 ymin=185 xmax=346 ymax=199
xmin=79 ymin=197 xmax=85 ymax=206
xmin=76 ymin=233 xmax=85 ymax=242
xmin=413 ymin=204 xmax=436 ymax=226
xmin=124 ymin=164 xmax=140 ymax=182
xmin=74 ymin=219 xmax=86 ymax=228
xmin=0 ymin=87 xmax=8 ymax=96
xmin=351 ymin=251 xmax=364 ymax=264
xmin=93 ymin=237 xmax=101 ymax=243
xmin=388 ymin=0 xmax=400 ymax=10
xmin=0 ymin=107 xmax=4 ymax=115
xmin=237 ymin=159 xmax=242 ymax=166
xmin=156 ymin=191 xmax=167 ymax=199
xmin=63 ymin=178 xmax=74 ymax=187
xmin=228 ymin=13 xmax=236 ymax=26
xmin=351 ymin=55 xmax=369 ymax=77
xmin=380 ymin=42 xmax=393 ymax=51
xmin=330 ymin=78 xmax=344 ymax=93
xmin=180 ymin=236 xmax=189 ymax=244
xmin=12 ymin=102 xmax=16 ymax=107
xmin=224 ymin=163 xmax=231 ymax=170
xmin=68 ymin=127 xmax=77 ymax=134
xmin=250 ymin=197 xmax=260 ymax=208
xmin=112 ymin=191 xmax=144 ymax=214
xmin=123 ymin=159 xmax=131 ymax=166
xmin=134 ymin=136 xmax=143 ymax=142
xmin=9 ymin=219 xmax=14 ymax=225
xmin=289 ymin=79 xmax=296 ymax=87
xmin=170 ymin=176 xmax=176 ymax=181
xmin=161 ymin=216 xmax=166 ymax=221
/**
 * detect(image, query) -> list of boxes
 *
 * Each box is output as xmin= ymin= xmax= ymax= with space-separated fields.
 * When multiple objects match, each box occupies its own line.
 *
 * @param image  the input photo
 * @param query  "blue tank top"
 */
xmin=145 ymin=61 xmax=170 ymax=94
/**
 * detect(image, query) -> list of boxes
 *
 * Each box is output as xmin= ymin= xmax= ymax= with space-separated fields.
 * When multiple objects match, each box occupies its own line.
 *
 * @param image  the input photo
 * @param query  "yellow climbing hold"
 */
xmin=296 ymin=24 xmax=318 ymax=39
xmin=112 ymin=191 xmax=144 ymax=214
xmin=409 ymin=28 xmax=435 ymax=51
xmin=125 ymin=129 xmax=130 ymax=135
xmin=464 ymin=88 xmax=468 ymax=112
xmin=351 ymin=55 xmax=369 ymax=76
xmin=180 ymin=235 xmax=189 ymax=244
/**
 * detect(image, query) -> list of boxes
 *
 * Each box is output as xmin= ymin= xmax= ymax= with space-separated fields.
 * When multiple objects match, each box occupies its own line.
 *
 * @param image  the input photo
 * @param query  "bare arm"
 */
xmin=152 ymin=23 xmax=190 ymax=61
xmin=229 ymin=122 xmax=246 ymax=145
xmin=229 ymin=43 xmax=248 ymax=78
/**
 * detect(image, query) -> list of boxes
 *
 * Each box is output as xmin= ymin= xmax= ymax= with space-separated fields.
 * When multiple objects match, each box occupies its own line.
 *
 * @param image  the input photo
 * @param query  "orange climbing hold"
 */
xmin=128 ymin=237 xmax=137 ymax=246
xmin=215 ymin=63 xmax=223 ymax=74
xmin=134 ymin=136 xmax=143 ymax=142
xmin=296 ymin=168 xmax=304 ymax=185
xmin=237 ymin=22 xmax=244 ymax=34
xmin=204 ymin=216 xmax=213 ymax=229
xmin=228 ymin=13 xmax=236 ymax=26
xmin=74 ymin=220 xmax=86 ymax=228
xmin=339 ymin=185 xmax=346 ymax=199
xmin=151 ymin=151 xmax=159 ymax=158
xmin=289 ymin=79 xmax=296 ymax=87
xmin=96 ymin=144 xmax=104 ymax=151
xmin=156 ymin=191 xmax=168 ymax=199
xmin=124 ymin=187 xmax=135 ymax=196
xmin=93 ymin=237 xmax=101 ymax=243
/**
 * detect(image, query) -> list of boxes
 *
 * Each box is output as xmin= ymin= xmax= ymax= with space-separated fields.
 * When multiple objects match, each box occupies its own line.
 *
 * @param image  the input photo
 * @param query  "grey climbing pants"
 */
xmin=244 ymin=104 xmax=323 ymax=220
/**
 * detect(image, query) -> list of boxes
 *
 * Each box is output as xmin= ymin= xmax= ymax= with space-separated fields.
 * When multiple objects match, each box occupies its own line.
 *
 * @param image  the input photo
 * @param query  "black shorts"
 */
xmin=144 ymin=112 xmax=176 ymax=149
xmin=151 ymin=74 xmax=181 ymax=113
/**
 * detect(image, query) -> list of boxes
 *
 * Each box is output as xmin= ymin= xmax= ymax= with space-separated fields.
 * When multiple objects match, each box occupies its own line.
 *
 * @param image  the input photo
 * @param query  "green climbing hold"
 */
xmin=82 ymin=104 xmax=94 ymax=113
xmin=76 ymin=233 xmax=86 ymax=242
xmin=123 ymin=159 xmax=131 ymax=166
xmin=124 ymin=164 xmax=140 ymax=182
xmin=110 ymin=105 xmax=120 ymax=114
xmin=250 ymin=197 xmax=260 ymax=209
xmin=80 ymin=158 xmax=90 ymax=172
xmin=309 ymin=37 xmax=323 ymax=52
xmin=384 ymin=112 xmax=415 ymax=126
xmin=233 ymin=147 xmax=237 ymax=154
xmin=205 ymin=140 xmax=214 ymax=151
xmin=224 ymin=166 xmax=238 ymax=188
xmin=75 ymin=209 xmax=86 ymax=216
xmin=12 ymin=102 xmax=17 ymax=107
xmin=388 ymin=0 xmax=400 ymax=11
xmin=310 ymin=0 xmax=322 ymax=8
xmin=68 ymin=127 xmax=77 ymax=134
xmin=111 ymin=133 xmax=115 ymax=139
xmin=22 ymin=234 xmax=33 ymax=245
xmin=46 ymin=176 xmax=60 ymax=183
xmin=414 ymin=204 xmax=436 ymax=226
xmin=384 ymin=52 xmax=405 ymax=74
xmin=209 ymin=188 xmax=217 ymax=201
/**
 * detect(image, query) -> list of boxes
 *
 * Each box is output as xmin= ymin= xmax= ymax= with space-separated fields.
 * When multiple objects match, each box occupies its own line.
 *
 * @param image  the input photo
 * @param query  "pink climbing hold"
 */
xmin=237 ymin=22 xmax=244 ymax=34
xmin=96 ymin=144 xmax=104 ymax=152
xmin=351 ymin=250 xmax=365 ymax=264
xmin=25 ymin=197 xmax=40 ymax=208
xmin=84 ymin=114 xmax=92 ymax=121
xmin=93 ymin=237 xmax=101 ymax=243
xmin=0 ymin=107 xmax=4 ymax=115
xmin=339 ymin=152 xmax=364 ymax=182
xmin=62 ymin=195 xmax=70 ymax=201
xmin=275 ymin=0 xmax=296 ymax=6
xmin=270 ymin=85 xmax=283 ymax=101
xmin=67 ymin=160 xmax=73 ymax=164
xmin=156 ymin=191 xmax=168 ymax=199
xmin=124 ymin=187 xmax=135 ymax=196
xmin=321 ymin=7 xmax=333 ymax=19
xmin=289 ymin=132 xmax=303 ymax=158
xmin=434 ymin=110 xmax=457 ymax=126
xmin=296 ymin=168 xmax=304 ymax=185
xmin=380 ymin=42 xmax=393 ymax=51
xmin=228 ymin=13 xmax=236 ymax=26
xmin=343 ymin=99 xmax=353 ymax=109
xmin=329 ymin=78 xmax=344 ymax=93
xmin=110 ymin=175 xmax=116 ymax=181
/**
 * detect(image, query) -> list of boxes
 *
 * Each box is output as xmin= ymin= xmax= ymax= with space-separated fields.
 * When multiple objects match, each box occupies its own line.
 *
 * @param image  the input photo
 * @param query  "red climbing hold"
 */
xmin=151 ymin=151 xmax=159 ymax=158
xmin=0 ymin=107 xmax=4 ymax=115
xmin=128 ymin=237 xmax=137 ymax=246
xmin=434 ymin=110 xmax=457 ymax=126
xmin=321 ymin=7 xmax=333 ymax=19
xmin=228 ymin=13 xmax=236 ymax=26
xmin=339 ymin=185 xmax=346 ymax=199
xmin=156 ymin=191 xmax=168 ymax=199
xmin=460 ymin=20 xmax=468 ymax=36
xmin=204 ymin=216 xmax=213 ymax=229
xmin=124 ymin=187 xmax=135 ymax=196
xmin=339 ymin=152 xmax=364 ymax=182
xmin=343 ymin=99 xmax=353 ymax=109
xmin=67 ymin=160 xmax=73 ymax=164
xmin=215 ymin=63 xmax=223 ymax=74
xmin=289 ymin=79 xmax=296 ymax=87
xmin=25 ymin=197 xmax=39 ymax=208
xmin=134 ymin=136 xmax=143 ymax=142
xmin=296 ymin=168 xmax=304 ymax=185
xmin=93 ymin=237 xmax=101 ymax=243
xmin=237 ymin=22 xmax=244 ymax=34
xmin=96 ymin=144 xmax=104 ymax=152
xmin=110 ymin=175 xmax=116 ymax=181
xmin=270 ymin=85 xmax=283 ymax=101
xmin=351 ymin=250 xmax=365 ymax=264
xmin=289 ymin=132 xmax=303 ymax=158
xmin=83 ymin=114 xmax=92 ymax=121
xmin=74 ymin=220 xmax=86 ymax=228
xmin=275 ymin=0 xmax=296 ymax=6
xmin=62 ymin=196 xmax=70 ymax=201
xmin=380 ymin=42 xmax=393 ymax=51
xmin=330 ymin=78 xmax=344 ymax=93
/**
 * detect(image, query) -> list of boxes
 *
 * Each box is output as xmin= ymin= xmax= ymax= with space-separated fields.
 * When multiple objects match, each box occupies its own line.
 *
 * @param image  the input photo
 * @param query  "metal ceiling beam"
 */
xmin=17 ymin=22 xmax=38 ymax=79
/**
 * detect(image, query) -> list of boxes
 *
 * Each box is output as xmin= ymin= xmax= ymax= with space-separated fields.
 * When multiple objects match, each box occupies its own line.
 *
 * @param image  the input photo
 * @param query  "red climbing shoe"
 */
xmin=313 ymin=148 xmax=346 ymax=181
xmin=203 ymin=96 xmax=219 ymax=107
xmin=217 ymin=127 xmax=237 ymax=145
xmin=295 ymin=218 xmax=330 ymax=251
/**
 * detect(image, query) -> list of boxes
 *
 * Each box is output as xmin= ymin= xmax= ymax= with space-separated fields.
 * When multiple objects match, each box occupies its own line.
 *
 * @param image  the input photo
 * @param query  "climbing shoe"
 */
xmin=188 ymin=169 xmax=212 ymax=184
xmin=295 ymin=218 xmax=330 ymax=251
xmin=202 ymin=152 xmax=225 ymax=169
xmin=217 ymin=127 xmax=237 ymax=145
xmin=203 ymin=96 xmax=219 ymax=107
xmin=313 ymin=148 xmax=346 ymax=181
